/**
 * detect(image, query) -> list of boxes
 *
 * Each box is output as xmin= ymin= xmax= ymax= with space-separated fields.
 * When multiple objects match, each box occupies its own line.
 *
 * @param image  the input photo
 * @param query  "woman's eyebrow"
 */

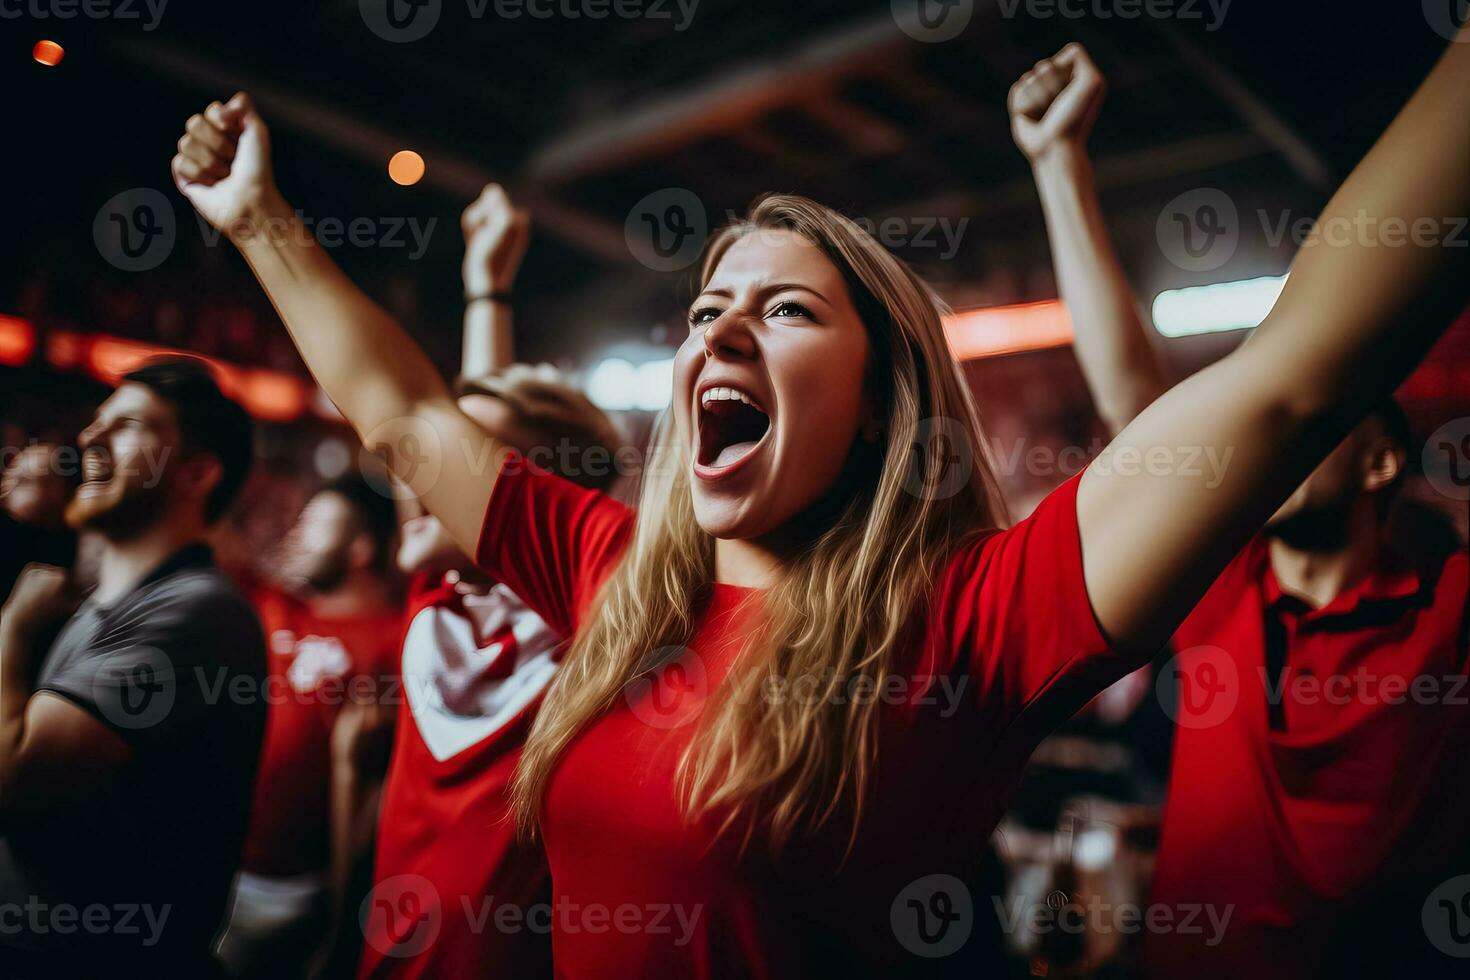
xmin=692 ymin=282 xmax=831 ymax=305
xmin=761 ymin=282 xmax=830 ymax=305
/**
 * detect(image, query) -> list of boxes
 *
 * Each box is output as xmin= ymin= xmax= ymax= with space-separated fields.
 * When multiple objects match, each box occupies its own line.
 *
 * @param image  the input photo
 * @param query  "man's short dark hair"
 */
xmin=123 ymin=357 xmax=254 ymax=523
xmin=320 ymin=472 xmax=399 ymax=567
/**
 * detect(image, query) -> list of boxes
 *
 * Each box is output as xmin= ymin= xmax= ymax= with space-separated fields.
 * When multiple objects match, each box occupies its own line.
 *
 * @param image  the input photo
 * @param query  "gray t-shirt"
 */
xmin=0 ymin=544 xmax=266 ymax=977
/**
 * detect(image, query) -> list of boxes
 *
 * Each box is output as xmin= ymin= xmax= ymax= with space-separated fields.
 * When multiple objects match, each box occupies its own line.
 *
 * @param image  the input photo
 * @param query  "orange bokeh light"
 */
xmin=942 ymin=300 xmax=1075 ymax=360
xmin=388 ymin=150 xmax=426 ymax=186
xmin=33 ymin=40 xmax=64 ymax=67
xmin=0 ymin=315 xmax=37 ymax=366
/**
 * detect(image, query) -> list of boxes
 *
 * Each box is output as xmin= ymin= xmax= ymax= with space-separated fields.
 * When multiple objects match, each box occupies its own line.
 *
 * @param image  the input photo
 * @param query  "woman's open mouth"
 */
xmin=695 ymin=385 xmax=772 ymax=479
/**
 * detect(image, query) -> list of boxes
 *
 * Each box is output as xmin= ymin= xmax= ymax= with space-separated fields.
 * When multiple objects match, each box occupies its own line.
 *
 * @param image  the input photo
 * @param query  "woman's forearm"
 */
xmin=1252 ymin=30 xmax=1470 ymax=426
xmin=461 ymin=298 xmax=515 ymax=379
xmin=234 ymin=190 xmax=452 ymax=437
xmin=1033 ymin=148 xmax=1169 ymax=434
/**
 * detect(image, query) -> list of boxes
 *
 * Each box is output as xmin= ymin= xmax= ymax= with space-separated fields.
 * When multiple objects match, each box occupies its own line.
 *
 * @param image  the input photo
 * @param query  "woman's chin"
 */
xmin=691 ymin=495 xmax=771 ymax=542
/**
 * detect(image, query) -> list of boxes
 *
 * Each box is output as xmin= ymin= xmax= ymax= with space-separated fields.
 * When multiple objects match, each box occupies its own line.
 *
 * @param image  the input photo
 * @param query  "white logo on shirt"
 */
xmin=401 ymin=587 xmax=559 ymax=762
xmin=285 ymin=634 xmax=353 ymax=693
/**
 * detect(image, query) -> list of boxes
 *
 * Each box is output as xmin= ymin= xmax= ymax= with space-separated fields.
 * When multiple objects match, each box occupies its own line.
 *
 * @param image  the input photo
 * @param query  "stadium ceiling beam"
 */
xmin=106 ymin=38 xmax=634 ymax=264
xmin=521 ymin=12 xmax=914 ymax=185
xmin=888 ymin=130 xmax=1274 ymax=223
xmin=1161 ymin=27 xmax=1335 ymax=192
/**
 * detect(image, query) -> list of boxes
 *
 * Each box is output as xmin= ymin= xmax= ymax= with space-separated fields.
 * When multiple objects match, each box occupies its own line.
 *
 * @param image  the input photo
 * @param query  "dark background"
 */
xmin=3 ymin=0 xmax=1468 ymax=528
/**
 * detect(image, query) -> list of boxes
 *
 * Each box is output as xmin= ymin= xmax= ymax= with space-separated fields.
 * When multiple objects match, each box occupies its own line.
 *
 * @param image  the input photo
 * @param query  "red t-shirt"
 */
xmin=474 ymin=453 xmax=1126 ymax=977
xmin=357 ymin=575 xmax=562 ymax=978
xmin=1145 ymin=537 xmax=1470 ymax=979
xmin=242 ymin=590 xmax=403 ymax=877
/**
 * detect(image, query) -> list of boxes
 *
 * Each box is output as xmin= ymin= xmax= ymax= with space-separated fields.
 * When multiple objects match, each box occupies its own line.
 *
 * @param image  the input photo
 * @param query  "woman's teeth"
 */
xmin=701 ymin=386 xmax=759 ymax=410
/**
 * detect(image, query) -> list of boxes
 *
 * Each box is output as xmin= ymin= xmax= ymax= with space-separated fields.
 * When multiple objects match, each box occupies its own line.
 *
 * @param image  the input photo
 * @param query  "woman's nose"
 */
xmin=703 ymin=310 xmax=757 ymax=360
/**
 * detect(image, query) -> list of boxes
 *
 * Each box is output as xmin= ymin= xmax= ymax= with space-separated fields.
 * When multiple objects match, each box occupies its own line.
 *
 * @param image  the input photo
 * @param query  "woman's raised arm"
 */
xmin=1075 ymin=29 xmax=1470 ymax=655
xmin=172 ymin=93 xmax=509 ymax=556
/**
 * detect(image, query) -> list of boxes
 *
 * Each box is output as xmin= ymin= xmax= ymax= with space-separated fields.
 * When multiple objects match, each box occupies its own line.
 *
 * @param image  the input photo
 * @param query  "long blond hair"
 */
xmin=513 ymin=195 xmax=1007 ymax=851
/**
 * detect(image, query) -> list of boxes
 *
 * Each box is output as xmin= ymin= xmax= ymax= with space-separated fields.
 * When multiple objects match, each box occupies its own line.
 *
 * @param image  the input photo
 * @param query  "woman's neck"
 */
xmin=714 ymin=537 xmax=784 ymax=589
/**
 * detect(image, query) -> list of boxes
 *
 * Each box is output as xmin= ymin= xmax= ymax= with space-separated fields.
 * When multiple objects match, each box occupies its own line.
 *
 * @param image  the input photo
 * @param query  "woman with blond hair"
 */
xmin=172 ymin=30 xmax=1469 ymax=975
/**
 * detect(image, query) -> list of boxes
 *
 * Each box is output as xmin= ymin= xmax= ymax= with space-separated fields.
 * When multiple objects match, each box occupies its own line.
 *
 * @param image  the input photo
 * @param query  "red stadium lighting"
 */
xmin=33 ymin=40 xmax=64 ymax=67
xmin=942 ymin=300 xmax=1074 ymax=360
xmin=234 ymin=369 xmax=311 ymax=422
xmin=45 ymin=329 xmax=88 ymax=371
xmin=83 ymin=334 xmax=317 ymax=422
xmin=0 ymin=315 xmax=37 ymax=366
xmin=87 ymin=335 xmax=162 ymax=384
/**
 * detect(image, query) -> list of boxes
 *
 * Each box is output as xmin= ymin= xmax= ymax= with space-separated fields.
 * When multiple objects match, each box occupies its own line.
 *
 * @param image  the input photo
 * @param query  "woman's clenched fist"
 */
xmin=172 ymin=91 xmax=279 ymax=237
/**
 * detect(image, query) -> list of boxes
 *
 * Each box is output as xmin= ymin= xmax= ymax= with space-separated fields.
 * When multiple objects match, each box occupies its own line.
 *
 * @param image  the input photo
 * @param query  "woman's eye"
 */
xmin=688 ymin=307 xmax=721 ymax=327
xmin=770 ymin=301 xmax=812 ymax=319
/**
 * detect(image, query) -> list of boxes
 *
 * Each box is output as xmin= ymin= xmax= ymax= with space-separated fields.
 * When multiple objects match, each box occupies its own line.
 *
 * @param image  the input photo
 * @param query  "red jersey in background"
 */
xmin=243 ymin=590 xmax=404 ymax=877
xmin=357 ymin=574 xmax=561 ymax=978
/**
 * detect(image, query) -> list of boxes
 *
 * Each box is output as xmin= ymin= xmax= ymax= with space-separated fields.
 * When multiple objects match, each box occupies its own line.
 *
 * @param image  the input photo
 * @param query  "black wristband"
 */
xmin=465 ymin=290 xmax=512 ymax=305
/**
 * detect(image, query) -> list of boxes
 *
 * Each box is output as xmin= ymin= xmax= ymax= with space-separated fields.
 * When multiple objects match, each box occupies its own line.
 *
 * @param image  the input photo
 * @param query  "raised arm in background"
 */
xmin=1072 ymin=28 xmax=1470 ymax=654
xmin=171 ymin=95 xmax=506 ymax=559
xmin=460 ymin=183 xmax=530 ymax=379
xmin=1011 ymin=44 xmax=1168 ymax=436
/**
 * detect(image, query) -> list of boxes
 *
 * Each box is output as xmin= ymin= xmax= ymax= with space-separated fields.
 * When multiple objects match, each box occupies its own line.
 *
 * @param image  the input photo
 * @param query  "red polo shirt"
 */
xmin=473 ymin=453 xmax=1132 ymax=977
xmin=1145 ymin=535 xmax=1470 ymax=978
